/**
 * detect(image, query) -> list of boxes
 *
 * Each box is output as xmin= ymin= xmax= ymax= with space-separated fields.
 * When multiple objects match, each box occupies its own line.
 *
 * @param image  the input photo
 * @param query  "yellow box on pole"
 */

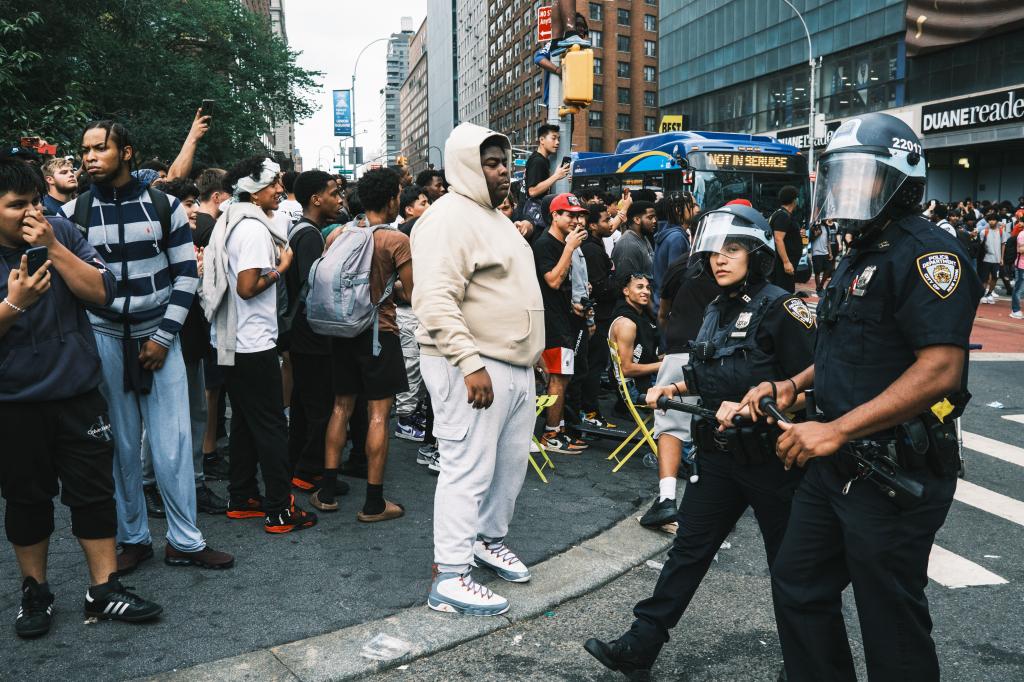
xmin=562 ymin=47 xmax=593 ymax=106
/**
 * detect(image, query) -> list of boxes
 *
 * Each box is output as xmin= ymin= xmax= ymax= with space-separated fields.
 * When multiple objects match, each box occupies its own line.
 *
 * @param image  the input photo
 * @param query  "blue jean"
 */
xmin=1012 ymin=266 xmax=1024 ymax=313
xmin=94 ymin=332 xmax=205 ymax=552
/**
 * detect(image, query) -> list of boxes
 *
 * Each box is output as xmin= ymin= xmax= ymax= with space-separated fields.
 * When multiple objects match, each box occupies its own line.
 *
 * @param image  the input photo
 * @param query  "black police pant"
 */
xmin=772 ymin=458 xmax=955 ymax=682
xmin=625 ymin=447 xmax=802 ymax=659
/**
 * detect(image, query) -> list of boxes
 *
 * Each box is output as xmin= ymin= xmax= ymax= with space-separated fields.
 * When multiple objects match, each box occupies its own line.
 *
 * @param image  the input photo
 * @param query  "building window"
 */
xmin=617 ymin=113 xmax=631 ymax=130
xmin=594 ymin=57 xmax=602 ymax=75
xmin=589 ymin=2 xmax=602 ymax=21
xmin=589 ymin=109 xmax=603 ymax=126
xmin=644 ymin=91 xmax=656 ymax=108
xmin=617 ymin=8 xmax=630 ymax=26
xmin=617 ymin=61 xmax=630 ymax=78
xmin=590 ymin=30 xmax=602 ymax=49
xmin=617 ymin=35 xmax=630 ymax=52
xmin=644 ymin=116 xmax=657 ymax=132
xmin=593 ymin=83 xmax=603 ymax=101
xmin=617 ymin=87 xmax=630 ymax=104
xmin=644 ymin=40 xmax=656 ymax=58
xmin=644 ymin=14 xmax=656 ymax=32
xmin=589 ymin=136 xmax=604 ymax=152
xmin=643 ymin=65 xmax=656 ymax=82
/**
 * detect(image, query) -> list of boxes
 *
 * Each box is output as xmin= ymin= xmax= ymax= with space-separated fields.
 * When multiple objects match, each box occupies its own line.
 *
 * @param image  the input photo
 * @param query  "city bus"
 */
xmin=569 ymin=130 xmax=811 ymax=220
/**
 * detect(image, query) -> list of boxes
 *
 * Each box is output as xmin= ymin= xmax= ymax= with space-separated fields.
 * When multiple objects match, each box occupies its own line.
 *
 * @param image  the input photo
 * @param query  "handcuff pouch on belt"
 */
xmin=693 ymin=417 xmax=778 ymax=466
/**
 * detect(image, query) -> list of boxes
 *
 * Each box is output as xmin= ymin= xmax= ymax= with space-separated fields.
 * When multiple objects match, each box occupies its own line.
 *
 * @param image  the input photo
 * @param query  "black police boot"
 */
xmin=584 ymin=637 xmax=653 ymax=681
xmin=639 ymin=498 xmax=678 ymax=528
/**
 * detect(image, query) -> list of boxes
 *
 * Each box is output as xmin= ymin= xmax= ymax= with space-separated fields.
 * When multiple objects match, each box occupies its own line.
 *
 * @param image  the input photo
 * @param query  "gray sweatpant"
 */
xmin=395 ymin=305 xmax=423 ymax=416
xmin=142 ymin=358 xmax=205 ymax=486
xmin=422 ymin=354 xmax=535 ymax=574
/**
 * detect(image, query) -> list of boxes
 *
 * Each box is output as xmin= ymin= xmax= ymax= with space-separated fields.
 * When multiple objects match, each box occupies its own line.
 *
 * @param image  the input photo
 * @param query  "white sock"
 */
xmin=659 ymin=477 xmax=677 ymax=502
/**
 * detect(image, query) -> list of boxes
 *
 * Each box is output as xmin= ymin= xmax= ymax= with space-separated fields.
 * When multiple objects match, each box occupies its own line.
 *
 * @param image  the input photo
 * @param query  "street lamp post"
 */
xmin=781 ymin=0 xmax=817 ymax=178
xmin=427 ymin=145 xmax=443 ymax=169
xmin=351 ymin=37 xmax=390 ymax=180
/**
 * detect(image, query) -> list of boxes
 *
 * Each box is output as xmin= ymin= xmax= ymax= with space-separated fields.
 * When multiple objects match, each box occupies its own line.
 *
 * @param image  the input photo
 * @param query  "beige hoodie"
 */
xmin=411 ymin=123 xmax=545 ymax=375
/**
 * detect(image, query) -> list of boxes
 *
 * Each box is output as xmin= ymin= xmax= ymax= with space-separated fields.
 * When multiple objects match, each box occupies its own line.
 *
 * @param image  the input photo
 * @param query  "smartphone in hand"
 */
xmin=201 ymin=99 xmax=215 ymax=118
xmin=26 ymin=246 xmax=48 ymax=276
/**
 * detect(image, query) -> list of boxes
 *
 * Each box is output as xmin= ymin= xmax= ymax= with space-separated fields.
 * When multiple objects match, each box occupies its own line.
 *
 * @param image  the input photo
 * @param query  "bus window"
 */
xmin=755 ymin=177 xmax=810 ymax=223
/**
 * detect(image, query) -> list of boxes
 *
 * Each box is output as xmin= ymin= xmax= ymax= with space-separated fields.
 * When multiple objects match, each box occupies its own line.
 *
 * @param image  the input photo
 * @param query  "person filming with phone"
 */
xmin=0 ymin=157 xmax=165 ymax=638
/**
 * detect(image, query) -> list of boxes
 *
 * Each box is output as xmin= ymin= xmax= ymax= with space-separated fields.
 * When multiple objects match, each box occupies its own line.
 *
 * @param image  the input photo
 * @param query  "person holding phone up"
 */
xmin=0 ymin=157 xmax=164 ymax=639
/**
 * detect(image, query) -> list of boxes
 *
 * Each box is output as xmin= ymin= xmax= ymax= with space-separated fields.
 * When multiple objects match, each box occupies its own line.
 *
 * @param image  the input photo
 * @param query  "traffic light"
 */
xmin=562 ymin=46 xmax=593 ymax=107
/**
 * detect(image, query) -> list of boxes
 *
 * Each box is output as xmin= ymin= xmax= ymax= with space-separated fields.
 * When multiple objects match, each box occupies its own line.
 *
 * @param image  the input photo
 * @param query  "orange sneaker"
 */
xmin=226 ymin=496 xmax=264 ymax=520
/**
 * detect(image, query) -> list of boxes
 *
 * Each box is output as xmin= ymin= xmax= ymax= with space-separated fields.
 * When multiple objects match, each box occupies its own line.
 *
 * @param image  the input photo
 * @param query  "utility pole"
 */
xmin=781 ymin=0 xmax=817 ymax=180
xmin=547 ymin=55 xmax=572 ymax=195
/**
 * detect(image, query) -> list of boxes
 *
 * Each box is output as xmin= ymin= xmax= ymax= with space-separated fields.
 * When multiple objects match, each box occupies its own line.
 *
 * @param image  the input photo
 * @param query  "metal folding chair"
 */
xmin=605 ymin=338 xmax=659 ymax=472
xmin=530 ymin=394 xmax=558 ymax=483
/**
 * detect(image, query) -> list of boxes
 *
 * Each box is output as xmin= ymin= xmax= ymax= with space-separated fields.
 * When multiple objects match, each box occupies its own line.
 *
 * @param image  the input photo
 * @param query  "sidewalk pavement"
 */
xmin=0 ymin=408 xmax=665 ymax=681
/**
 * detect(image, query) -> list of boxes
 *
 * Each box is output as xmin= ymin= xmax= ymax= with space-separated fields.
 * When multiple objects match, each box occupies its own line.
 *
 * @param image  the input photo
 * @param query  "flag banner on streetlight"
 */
xmin=333 ymin=90 xmax=352 ymax=137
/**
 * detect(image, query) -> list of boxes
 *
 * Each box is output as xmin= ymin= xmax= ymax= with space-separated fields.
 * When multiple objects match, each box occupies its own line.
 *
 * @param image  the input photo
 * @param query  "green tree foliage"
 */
xmin=0 ymin=0 xmax=321 ymax=165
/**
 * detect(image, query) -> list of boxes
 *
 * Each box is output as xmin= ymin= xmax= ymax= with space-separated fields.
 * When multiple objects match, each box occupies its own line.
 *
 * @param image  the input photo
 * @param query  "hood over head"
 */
xmin=443 ymin=123 xmax=511 ymax=209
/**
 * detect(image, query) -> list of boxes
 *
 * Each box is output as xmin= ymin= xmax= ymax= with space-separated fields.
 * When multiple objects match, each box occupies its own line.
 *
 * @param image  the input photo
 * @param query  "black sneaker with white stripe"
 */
xmin=15 ymin=577 xmax=54 ymax=638
xmin=83 ymin=578 xmax=162 ymax=623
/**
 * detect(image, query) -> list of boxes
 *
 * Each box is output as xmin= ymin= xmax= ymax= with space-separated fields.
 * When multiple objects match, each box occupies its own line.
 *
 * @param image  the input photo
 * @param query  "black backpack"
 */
xmin=71 ymin=186 xmax=172 ymax=249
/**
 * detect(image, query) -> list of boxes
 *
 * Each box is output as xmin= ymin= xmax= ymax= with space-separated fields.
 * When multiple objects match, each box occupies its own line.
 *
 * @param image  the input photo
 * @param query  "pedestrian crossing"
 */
xmin=927 ymin=427 xmax=1023 ymax=589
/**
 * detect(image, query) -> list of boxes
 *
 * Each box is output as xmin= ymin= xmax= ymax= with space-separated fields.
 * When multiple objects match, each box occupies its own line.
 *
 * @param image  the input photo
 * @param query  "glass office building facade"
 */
xmin=659 ymin=1 xmax=1024 ymax=201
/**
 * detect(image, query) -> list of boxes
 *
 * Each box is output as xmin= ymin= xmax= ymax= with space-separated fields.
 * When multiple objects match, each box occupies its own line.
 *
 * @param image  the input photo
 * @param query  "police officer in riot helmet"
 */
xmin=741 ymin=112 xmax=983 ymax=681
xmin=584 ymin=203 xmax=816 ymax=680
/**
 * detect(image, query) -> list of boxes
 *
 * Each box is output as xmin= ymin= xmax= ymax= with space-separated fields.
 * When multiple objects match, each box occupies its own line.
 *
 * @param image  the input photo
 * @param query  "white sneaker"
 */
xmin=427 ymin=449 xmax=441 ymax=473
xmin=416 ymin=443 xmax=438 ymax=465
xmin=428 ymin=571 xmax=509 ymax=616
xmin=1010 ymin=311 xmax=1024 ymax=319
xmin=981 ymin=295 xmax=994 ymax=304
xmin=473 ymin=540 xmax=531 ymax=583
xmin=990 ymin=292 xmax=1000 ymax=300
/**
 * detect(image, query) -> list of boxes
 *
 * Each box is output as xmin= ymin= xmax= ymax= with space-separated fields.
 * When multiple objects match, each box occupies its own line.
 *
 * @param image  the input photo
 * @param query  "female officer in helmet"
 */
xmin=584 ymin=203 xmax=817 ymax=680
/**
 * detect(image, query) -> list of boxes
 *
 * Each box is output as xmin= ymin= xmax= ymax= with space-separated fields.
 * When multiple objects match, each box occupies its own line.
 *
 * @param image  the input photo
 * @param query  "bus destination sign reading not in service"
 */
xmin=699 ymin=152 xmax=795 ymax=172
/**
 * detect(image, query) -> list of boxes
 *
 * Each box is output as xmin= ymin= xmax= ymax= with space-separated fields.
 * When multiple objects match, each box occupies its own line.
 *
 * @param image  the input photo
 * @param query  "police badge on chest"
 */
xmin=730 ymin=312 xmax=753 ymax=338
xmin=850 ymin=265 xmax=877 ymax=297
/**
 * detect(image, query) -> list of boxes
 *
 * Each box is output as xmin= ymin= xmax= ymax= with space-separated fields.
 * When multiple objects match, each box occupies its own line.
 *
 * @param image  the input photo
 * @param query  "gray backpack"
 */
xmin=304 ymin=224 xmax=396 ymax=355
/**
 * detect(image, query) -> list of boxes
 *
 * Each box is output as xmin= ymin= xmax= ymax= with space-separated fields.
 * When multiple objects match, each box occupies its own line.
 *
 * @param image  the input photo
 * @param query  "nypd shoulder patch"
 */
xmin=916 ymin=252 xmax=961 ymax=299
xmin=783 ymin=298 xmax=814 ymax=329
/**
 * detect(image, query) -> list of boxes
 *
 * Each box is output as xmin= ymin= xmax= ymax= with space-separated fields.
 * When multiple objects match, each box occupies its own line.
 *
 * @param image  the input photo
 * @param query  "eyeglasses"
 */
xmin=628 ymin=272 xmax=652 ymax=281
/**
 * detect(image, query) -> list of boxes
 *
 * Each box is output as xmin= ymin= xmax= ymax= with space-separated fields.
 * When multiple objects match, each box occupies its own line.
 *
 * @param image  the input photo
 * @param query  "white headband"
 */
xmin=233 ymin=158 xmax=280 ymax=197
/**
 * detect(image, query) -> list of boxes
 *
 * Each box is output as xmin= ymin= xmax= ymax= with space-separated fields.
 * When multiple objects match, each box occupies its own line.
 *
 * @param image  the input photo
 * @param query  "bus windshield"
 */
xmin=693 ymin=170 xmax=810 ymax=219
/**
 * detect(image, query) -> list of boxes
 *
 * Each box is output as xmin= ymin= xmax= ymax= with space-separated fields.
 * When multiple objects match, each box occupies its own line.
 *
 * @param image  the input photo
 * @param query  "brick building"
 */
xmin=488 ymin=0 xmax=660 ymax=156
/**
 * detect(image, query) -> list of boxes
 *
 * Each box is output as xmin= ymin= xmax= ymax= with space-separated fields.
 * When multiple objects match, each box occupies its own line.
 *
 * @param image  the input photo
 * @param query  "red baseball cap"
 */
xmin=724 ymin=198 xmax=753 ymax=207
xmin=550 ymin=192 xmax=588 ymax=214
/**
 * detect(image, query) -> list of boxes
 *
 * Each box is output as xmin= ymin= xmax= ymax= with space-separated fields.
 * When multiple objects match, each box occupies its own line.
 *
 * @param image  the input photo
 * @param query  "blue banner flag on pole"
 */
xmin=333 ymin=90 xmax=352 ymax=137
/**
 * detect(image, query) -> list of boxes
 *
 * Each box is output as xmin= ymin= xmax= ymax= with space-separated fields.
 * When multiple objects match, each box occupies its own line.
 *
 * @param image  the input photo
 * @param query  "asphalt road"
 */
xmin=372 ymin=359 xmax=1024 ymax=681
xmin=0 ymin=397 xmax=658 ymax=681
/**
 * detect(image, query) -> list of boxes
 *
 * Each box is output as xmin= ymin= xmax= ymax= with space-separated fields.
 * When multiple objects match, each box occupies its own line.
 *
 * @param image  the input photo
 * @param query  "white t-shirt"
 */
xmin=278 ymin=198 xmax=302 ymax=227
xmin=603 ymin=229 xmax=622 ymax=258
xmin=211 ymin=219 xmax=279 ymax=353
xmin=811 ymin=225 xmax=831 ymax=256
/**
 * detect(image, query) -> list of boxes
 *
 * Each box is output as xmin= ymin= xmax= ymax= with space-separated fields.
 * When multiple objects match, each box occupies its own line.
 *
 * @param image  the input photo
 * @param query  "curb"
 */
xmin=142 ymin=509 xmax=674 ymax=681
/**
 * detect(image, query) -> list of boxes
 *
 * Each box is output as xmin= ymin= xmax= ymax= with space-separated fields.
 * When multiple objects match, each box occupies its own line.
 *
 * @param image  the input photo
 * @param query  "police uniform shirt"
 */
xmin=713 ymin=284 xmax=816 ymax=380
xmin=814 ymin=215 xmax=983 ymax=423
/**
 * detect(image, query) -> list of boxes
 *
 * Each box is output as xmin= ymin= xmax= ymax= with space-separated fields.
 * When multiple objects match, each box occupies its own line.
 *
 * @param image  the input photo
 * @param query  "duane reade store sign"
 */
xmin=922 ymin=87 xmax=1024 ymax=134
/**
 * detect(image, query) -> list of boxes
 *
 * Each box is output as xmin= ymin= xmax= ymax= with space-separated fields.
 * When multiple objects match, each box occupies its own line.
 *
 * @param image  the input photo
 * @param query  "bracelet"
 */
xmin=786 ymin=378 xmax=798 ymax=395
xmin=265 ymin=269 xmax=281 ymax=282
xmin=672 ymin=382 xmax=684 ymax=396
xmin=2 ymin=298 xmax=25 ymax=314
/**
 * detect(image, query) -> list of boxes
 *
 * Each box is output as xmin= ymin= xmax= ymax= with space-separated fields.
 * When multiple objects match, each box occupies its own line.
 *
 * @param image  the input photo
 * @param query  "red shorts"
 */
xmin=541 ymin=347 xmax=575 ymax=376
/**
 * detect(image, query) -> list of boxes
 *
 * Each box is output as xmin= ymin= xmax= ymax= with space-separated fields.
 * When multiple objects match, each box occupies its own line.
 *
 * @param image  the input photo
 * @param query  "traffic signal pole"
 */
xmin=547 ymin=54 xmax=573 ymax=195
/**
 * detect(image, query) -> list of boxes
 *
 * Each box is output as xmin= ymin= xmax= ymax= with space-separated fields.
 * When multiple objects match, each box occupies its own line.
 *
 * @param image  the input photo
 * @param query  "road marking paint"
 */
xmin=928 ymin=544 xmax=1008 ymax=588
xmin=963 ymin=431 xmax=1024 ymax=468
xmin=970 ymin=353 xmax=1024 ymax=361
xmin=1001 ymin=414 xmax=1024 ymax=426
xmin=955 ymin=479 xmax=1024 ymax=528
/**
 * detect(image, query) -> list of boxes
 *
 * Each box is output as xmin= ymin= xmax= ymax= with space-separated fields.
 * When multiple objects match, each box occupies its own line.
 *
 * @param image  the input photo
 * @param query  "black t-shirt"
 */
xmin=661 ymin=260 xmax=722 ymax=354
xmin=770 ymin=208 xmax=802 ymax=267
xmin=581 ymin=237 xmax=616 ymax=321
xmin=286 ymin=219 xmax=331 ymax=356
xmin=611 ymin=300 xmax=660 ymax=392
xmin=524 ymin=151 xmax=551 ymax=198
xmin=193 ymin=211 xmax=217 ymax=248
xmin=714 ymin=287 xmax=816 ymax=379
xmin=533 ymin=230 xmax=573 ymax=349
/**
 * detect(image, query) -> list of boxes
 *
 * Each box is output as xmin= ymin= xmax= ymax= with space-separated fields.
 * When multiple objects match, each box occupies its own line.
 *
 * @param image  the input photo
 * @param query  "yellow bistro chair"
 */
xmin=529 ymin=394 xmax=558 ymax=483
xmin=606 ymin=338 xmax=659 ymax=472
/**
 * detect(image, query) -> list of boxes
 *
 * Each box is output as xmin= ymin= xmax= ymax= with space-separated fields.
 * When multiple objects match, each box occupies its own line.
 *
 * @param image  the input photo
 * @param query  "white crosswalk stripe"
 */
xmin=927 ymin=431 xmax=1024 ymax=588
xmin=1000 ymin=414 xmax=1024 ymax=426
xmin=963 ymin=430 xmax=1024 ymax=467
xmin=928 ymin=545 xmax=1007 ymax=589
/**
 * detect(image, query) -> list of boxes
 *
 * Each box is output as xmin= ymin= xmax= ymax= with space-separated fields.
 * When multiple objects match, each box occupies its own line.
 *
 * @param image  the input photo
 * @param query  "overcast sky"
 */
xmin=286 ymin=0 xmax=427 ymax=170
